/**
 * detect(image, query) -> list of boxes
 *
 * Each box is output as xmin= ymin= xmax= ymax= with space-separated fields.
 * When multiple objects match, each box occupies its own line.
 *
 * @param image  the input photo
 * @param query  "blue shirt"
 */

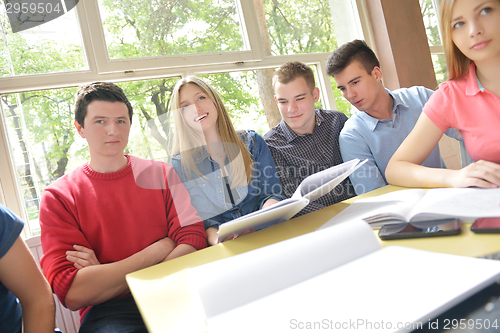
xmin=172 ymin=130 xmax=285 ymax=230
xmin=0 ymin=204 xmax=24 ymax=333
xmin=339 ymin=86 xmax=446 ymax=195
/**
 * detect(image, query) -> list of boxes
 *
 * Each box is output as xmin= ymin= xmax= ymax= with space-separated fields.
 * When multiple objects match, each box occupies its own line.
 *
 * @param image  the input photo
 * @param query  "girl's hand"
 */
xmin=447 ymin=160 xmax=500 ymax=188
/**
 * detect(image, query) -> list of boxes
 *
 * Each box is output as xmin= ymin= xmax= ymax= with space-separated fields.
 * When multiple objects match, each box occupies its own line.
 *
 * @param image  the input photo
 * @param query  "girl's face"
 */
xmin=179 ymin=83 xmax=219 ymax=134
xmin=450 ymin=0 xmax=500 ymax=64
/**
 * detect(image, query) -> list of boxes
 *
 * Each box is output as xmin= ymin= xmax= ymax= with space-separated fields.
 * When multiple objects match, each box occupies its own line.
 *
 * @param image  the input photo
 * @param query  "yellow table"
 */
xmin=126 ymin=185 xmax=500 ymax=333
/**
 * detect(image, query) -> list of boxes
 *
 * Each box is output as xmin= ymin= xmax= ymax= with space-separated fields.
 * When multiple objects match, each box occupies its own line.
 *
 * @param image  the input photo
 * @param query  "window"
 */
xmin=0 ymin=0 xmax=364 ymax=237
xmin=0 ymin=3 xmax=87 ymax=77
xmin=420 ymin=0 xmax=447 ymax=83
xmin=97 ymin=0 xmax=248 ymax=59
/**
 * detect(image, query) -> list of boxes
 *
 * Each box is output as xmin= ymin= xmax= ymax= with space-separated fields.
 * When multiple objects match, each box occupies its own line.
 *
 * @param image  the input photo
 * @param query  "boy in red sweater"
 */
xmin=39 ymin=82 xmax=207 ymax=332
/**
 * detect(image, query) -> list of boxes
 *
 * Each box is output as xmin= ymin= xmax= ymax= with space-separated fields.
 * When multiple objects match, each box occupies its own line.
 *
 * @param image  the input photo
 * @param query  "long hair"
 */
xmin=440 ymin=0 xmax=471 ymax=80
xmin=170 ymin=76 xmax=253 ymax=187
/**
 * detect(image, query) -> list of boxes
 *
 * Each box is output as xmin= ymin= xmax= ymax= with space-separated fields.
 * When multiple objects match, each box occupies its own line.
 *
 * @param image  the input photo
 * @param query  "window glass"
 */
xmin=329 ymin=78 xmax=352 ymax=117
xmin=432 ymin=54 xmax=448 ymax=84
xmin=262 ymin=0 xmax=338 ymax=55
xmin=420 ymin=0 xmax=442 ymax=46
xmin=0 ymin=5 xmax=87 ymax=77
xmin=198 ymin=71 xmax=269 ymax=135
xmin=97 ymin=0 xmax=247 ymax=59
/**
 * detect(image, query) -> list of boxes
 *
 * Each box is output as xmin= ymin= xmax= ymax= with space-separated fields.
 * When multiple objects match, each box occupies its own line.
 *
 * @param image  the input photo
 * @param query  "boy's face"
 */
xmin=274 ymin=76 xmax=320 ymax=135
xmin=333 ymin=60 xmax=382 ymax=113
xmin=75 ymin=100 xmax=131 ymax=160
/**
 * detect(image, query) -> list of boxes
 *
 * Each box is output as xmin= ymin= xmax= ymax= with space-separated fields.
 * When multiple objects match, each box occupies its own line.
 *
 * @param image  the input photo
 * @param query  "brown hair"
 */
xmin=273 ymin=62 xmax=316 ymax=92
xmin=326 ymin=39 xmax=380 ymax=76
xmin=74 ymin=82 xmax=133 ymax=127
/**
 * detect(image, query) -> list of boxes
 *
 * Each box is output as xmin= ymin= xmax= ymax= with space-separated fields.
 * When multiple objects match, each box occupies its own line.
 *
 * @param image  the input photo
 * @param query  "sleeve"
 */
xmin=249 ymin=132 xmax=287 ymax=209
xmin=339 ymin=130 xmax=387 ymax=195
xmin=0 ymin=205 xmax=24 ymax=259
xmin=423 ymin=84 xmax=457 ymax=133
xmin=39 ymin=188 xmax=87 ymax=306
xmin=164 ymin=165 xmax=207 ymax=250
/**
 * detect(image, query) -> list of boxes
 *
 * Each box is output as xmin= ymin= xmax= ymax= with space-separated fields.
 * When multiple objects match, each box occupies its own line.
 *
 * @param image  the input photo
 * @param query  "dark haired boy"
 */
xmin=39 ymin=82 xmax=206 ymax=332
xmin=264 ymin=62 xmax=355 ymax=216
xmin=327 ymin=39 xmax=449 ymax=194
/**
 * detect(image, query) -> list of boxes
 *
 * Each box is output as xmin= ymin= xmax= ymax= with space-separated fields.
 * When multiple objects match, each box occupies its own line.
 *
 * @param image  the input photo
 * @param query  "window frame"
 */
xmin=0 ymin=0 xmax=371 ymax=237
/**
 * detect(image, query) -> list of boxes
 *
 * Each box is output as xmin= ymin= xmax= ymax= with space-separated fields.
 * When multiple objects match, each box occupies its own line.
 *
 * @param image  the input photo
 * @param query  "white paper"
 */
xmin=293 ymin=158 xmax=367 ymax=201
xmin=319 ymin=188 xmax=500 ymax=230
xmin=217 ymin=197 xmax=309 ymax=240
xmin=409 ymin=188 xmax=500 ymax=222
xmin=206 ymin=247 xmax=500 ymax=333
xmin=189 ymin=220 xmax=379 ymax=319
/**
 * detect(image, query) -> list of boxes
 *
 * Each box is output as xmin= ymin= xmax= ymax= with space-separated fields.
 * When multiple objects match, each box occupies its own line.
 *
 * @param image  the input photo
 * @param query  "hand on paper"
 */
xmin=66 ymin=245 xmax=100 ymax=269
xmin=447 ymin=160 xmax=500 ymax=188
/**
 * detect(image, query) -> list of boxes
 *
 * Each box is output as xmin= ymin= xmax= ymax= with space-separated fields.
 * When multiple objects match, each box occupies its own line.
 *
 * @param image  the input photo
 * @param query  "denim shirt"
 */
xmin=172 ymin=130 xmax=285 ymax=230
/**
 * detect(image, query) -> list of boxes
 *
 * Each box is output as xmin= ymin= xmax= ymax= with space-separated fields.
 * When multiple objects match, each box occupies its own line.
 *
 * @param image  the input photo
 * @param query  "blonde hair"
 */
xmin=439 ymin=0 xmax=471 ymax=80
xmin=170 ymin=76 xmax=253 ymax=187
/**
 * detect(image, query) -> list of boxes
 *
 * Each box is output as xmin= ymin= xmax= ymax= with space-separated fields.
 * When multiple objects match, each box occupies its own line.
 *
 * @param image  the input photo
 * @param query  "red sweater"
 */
xmin=39 ymin=155 xmax=207 ymax=320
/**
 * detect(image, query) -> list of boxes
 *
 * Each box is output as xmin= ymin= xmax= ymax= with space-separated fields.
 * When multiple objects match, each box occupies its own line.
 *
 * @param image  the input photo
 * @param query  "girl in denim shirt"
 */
xmin=170 ymin=76 xmax=285 ymax=246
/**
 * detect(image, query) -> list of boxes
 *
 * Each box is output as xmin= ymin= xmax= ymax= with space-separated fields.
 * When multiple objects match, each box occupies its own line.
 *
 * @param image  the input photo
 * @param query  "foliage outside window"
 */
xmin=0 ymin=6 xmax=86 ymax=77
xmin=98 ymin=0 xmax=247 ymax=59
xmin=419 ymin=0 xmax=448 ymax=84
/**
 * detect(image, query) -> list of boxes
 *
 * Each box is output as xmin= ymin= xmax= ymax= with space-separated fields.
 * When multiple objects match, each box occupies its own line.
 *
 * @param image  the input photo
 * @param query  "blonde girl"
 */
xmin=386 ymin=0 xmax=500 ymax=188
xmin=170 ymin=76 xmax=284 ymax=245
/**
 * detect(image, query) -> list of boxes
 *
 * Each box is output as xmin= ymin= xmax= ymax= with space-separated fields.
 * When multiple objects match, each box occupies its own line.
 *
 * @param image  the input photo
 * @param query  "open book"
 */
xmin=319 ymin=188 xmax=500 ymax=229
xmin=187 ymin=220 xmax=500 ymax=333
xmin=217 ymin=158 xmax=367 ymax=241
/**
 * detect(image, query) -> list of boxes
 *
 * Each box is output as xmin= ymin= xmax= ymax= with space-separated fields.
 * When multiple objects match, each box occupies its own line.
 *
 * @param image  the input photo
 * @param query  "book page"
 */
xmin=189 ymin=220 xmax=380 ymax=319
xmin=318 ymin=189 xmax=427 ymax=230
xmin=292 ymin=159 xmax=366 ymax=201
xmin=206 ymin=247 xmax=500 ymax=333
xmin=409 ymin=188 xmax=500 ymax=222
xmin=217 ymin=197 xmax=309 ymax=241
xmin=218 ymin=159 xmax=367 ymax=241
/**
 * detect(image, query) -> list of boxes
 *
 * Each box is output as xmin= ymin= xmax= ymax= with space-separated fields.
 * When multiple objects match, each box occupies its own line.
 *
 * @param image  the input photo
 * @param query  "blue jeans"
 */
xmin=79 ymin=293 xmax=148 ymax=333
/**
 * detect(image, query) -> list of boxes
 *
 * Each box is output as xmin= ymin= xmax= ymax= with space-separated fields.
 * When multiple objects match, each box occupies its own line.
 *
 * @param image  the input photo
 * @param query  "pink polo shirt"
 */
xmin=424 ymin=63 xmax=500 ymax=164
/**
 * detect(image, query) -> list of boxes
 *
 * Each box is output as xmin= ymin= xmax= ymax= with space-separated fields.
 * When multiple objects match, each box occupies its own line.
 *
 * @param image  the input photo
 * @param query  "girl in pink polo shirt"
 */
xmin=386 ymin=0 xmax=500 ymax=189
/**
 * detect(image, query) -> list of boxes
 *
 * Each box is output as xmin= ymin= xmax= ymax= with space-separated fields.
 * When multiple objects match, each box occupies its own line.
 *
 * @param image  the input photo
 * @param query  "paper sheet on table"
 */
xmin=189 ymin=220 xmax=379 ymax=318
xmin=205 ymin=246 xmax=500 ymax=333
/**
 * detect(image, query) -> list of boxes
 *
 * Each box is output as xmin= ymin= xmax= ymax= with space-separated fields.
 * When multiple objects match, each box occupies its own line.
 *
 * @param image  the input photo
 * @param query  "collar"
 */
xmin=466 ymin=62 xmax=483 ymax=95
xmin=280 ymin=110 xmax=323 ymax=143
xmin=172 ymin=146 xmax=211 ymax=162
xmin=355 ymin=88 xmax=404 ymax=132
